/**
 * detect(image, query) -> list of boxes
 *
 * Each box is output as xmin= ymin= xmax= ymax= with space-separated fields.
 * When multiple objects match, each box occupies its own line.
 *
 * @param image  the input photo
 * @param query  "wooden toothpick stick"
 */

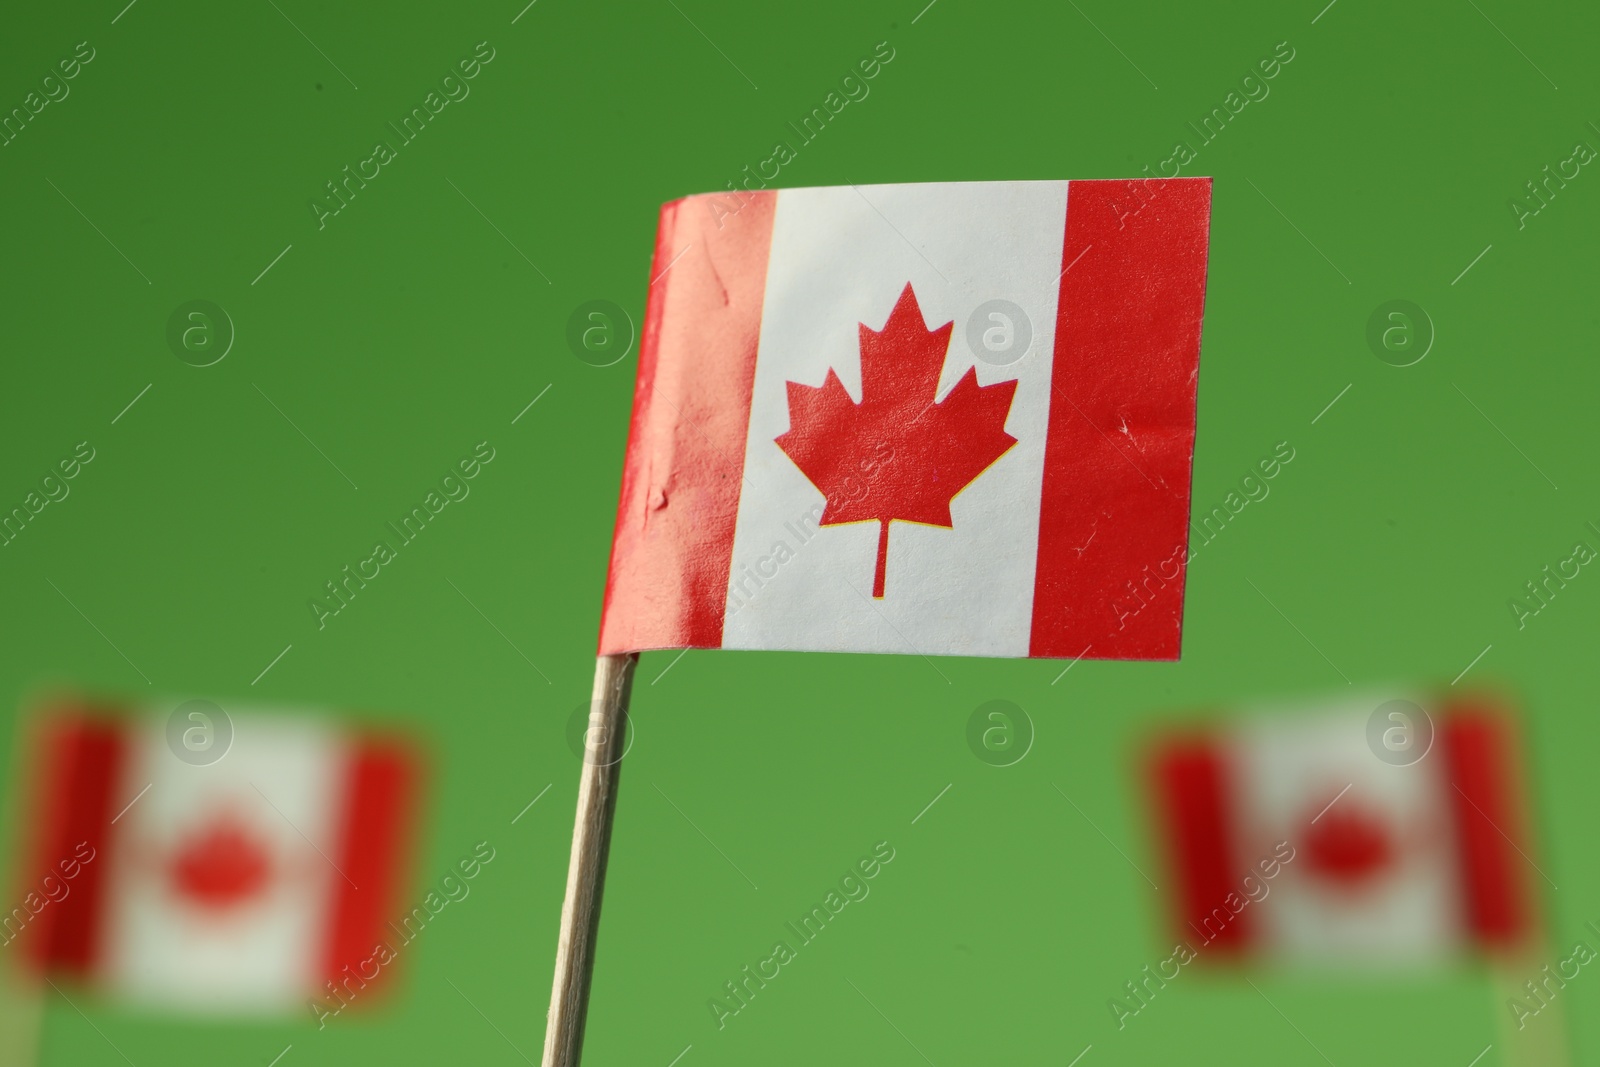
xmin=541 ymin=652 xmax=638 ymax=1067
xmin=0 ymin=972 xmax=43 ymax=1067
xmin=1491 ymin=942 xmax=1573 ymax=1067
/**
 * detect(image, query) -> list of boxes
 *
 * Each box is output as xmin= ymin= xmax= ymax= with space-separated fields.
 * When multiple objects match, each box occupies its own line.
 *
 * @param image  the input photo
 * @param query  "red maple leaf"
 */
xmin=167 ymin=815 xmax=273 ymax=910
xmin=775 ymin=283 xmax=1018 ymax=598
xmin=1301 ymin=802 xmax=1394 ymax=890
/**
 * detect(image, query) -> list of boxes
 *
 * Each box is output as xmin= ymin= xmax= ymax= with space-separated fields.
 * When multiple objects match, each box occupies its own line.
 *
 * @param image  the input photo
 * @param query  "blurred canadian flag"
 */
xmin=6 ymin=701 xmax=420 ymax=1015
xmin=1146 ymin=693 xmax=1536 ymax=964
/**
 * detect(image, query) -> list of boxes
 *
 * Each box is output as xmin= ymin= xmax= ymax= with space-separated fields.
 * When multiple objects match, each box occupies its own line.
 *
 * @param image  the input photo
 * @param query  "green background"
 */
xmin=2 ymin=0 xmax=1598 ymax=1063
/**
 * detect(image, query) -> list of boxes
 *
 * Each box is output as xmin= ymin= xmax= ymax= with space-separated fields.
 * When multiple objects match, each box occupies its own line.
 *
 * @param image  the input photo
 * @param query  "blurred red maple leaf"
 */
xmin=1301 ymin=801 xmax=1395 ymax=889
xmin=775 ymin=283 xmax=1018 ymax=598
xmin=168 ymin=815 xmax=273 ymax=910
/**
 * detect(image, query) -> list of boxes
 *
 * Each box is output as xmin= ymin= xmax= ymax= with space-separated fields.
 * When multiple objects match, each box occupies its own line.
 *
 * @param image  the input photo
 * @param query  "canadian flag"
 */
xmin=8 ymin=702 xmax=419 ymax=1014
xmin=600 ymin=178 xmax=1212 ymax=661
xmin=1146 ymin=694 xmax=1535 ymax=964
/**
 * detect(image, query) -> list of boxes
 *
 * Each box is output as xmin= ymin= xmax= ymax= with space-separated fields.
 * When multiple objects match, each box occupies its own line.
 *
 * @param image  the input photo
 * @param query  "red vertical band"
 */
xmin=1148 ymin=734 xmax=1250 ymax=952
xmin=323 ymin=736 xmax=421 ymax=995
xmin=1031 ymin=178 xmax=1211 ymax=660
xmin=11 ymin=706 xmax=126 ymax=976
xmin=1439 ymin=699 xmax=1532 ymax=948
xmin=598 ymin=190 xmax=777 ymax=655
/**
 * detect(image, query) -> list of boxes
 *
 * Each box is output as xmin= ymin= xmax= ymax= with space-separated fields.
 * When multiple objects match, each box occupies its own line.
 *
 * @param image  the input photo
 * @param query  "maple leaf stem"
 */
xmin=873 ymin=519 xmax=890 ymax=598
